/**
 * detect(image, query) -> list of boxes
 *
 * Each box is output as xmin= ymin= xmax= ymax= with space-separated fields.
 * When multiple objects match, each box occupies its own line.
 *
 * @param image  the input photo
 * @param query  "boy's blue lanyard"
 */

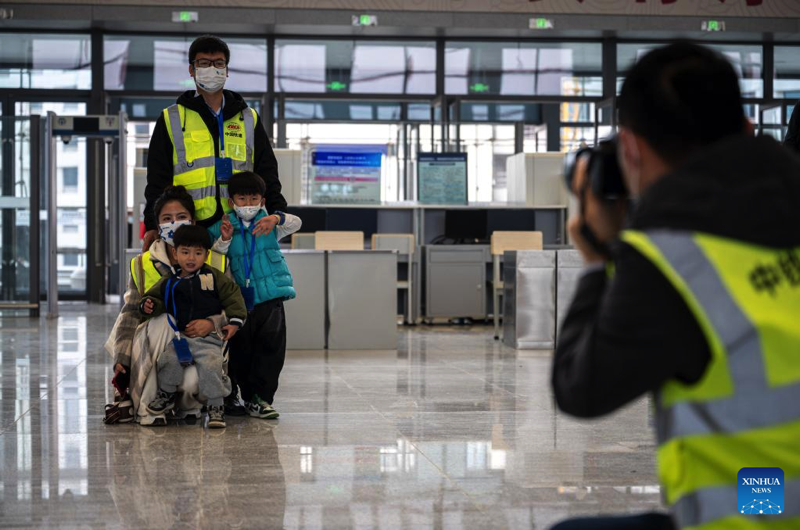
xmin=217 ymin=110 xmax=225 ymax=158
xmin=240 ymin=219 xmax=257 ymax=288
xmin=164 ymin=277 xmax=182 ymax=338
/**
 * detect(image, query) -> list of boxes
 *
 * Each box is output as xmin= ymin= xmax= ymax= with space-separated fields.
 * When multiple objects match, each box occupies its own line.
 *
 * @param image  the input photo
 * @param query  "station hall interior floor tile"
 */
xmin=0 ymin=304 xmax=663 ymax=529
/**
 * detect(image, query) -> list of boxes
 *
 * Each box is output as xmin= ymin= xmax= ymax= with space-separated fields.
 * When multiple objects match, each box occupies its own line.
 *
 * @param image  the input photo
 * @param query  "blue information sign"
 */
xmin=311 ymin=149 xmax=383 ymax=205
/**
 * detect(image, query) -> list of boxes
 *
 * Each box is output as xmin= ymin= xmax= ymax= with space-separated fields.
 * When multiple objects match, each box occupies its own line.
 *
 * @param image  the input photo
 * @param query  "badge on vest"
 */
xmin=216 ymin=157 xmax=233 ymax=182
xmin=738 ymin=467 xmax=784 ymax=515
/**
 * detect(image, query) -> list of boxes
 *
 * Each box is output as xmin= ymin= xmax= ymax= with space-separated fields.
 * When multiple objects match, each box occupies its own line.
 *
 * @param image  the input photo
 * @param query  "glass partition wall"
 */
xmin=0 ymin=30 xmax=794 ymax=300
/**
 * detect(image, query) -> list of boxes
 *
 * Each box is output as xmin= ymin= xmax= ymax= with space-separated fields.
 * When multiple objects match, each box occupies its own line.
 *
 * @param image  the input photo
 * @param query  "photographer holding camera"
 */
xmin=551 ymin=43 xmax=800 ymax=530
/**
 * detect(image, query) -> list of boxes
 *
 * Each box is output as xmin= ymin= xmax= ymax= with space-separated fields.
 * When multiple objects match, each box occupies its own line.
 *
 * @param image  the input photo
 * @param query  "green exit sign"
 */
xmin=172 ymin=11 xmax=198 ymax=23
xmin=352 ymin=14 xmax=378 ymax=26
xmin=327 ymin=81 xmax=348 ymax=92
xmin=529 ymin=17 xmax=554 ymax=30
xmin=702 ymin=20 xmax=726 ymax=32
xmin=469 ymin=83 xmax=490 ymax=93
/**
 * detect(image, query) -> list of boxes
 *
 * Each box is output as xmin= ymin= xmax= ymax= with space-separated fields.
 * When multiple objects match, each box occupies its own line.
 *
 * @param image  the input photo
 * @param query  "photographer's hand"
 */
xmin=568 ymin=156 xmax=628 ymax=265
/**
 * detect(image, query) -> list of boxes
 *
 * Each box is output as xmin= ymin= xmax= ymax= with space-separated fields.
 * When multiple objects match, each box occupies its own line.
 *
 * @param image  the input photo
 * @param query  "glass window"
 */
xmin=408 ymin=103 xmax=431 ymax=121
xmin=115 ymin=96 xmax=261 ymax=121
xmin=282 ymin=100 xmax=402 ymax=122
xmin=617 ymin=43 xmax=763 ymax=98
xmin=63 ymin=253 xmax=79 ymax=266
xmin=458 ymin=124 xmax=516 ymax=202
xmin=16 ymin=102 xmax=88 ymax=295
xmin=774 ymin=46 xmax=800 ymax=99
xmin=63 ymin=137 xmax=79 ymax=152
xmin=560 ymin=102 xmax=595 ymax=123
xmin=104 ymin=35 xmax=267 ymax=93
xmin=0 ymin=33 xmax=91 ymax=89
xmin=712 ymin=45 xmax=763 ymax=99
xmin=275 ymin=40 xmax=436 ymax=95
xmin=458 ymin=102 xmax=542 ymax=123
xmin=62 ymin=167 xmax=79 ymax=190
xmin=444 ymin=41 xmax=602 ymax=97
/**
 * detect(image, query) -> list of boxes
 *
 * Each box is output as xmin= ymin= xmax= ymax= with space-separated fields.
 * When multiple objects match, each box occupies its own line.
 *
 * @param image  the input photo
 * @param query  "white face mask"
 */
xmin=158 ymin=220 xmax=192 ymax=246
xmin=194 ymin=66 xmax=226 ymax=93
xmin=234 ymin=206 xmax=261 ymax=222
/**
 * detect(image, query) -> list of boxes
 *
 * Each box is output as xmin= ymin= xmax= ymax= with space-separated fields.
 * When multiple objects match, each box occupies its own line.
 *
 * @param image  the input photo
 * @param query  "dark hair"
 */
xmin=154 ymin=185 xmax=195 ymax=220
xmin=228 ymin=171 xmax=266 ymax=198
xmin=188 ymin=35 xmax=230 ymax=65
xmin=618 ymin=42 xmax=746 ymax=165
xmin=172 ymin=224 xmax=211 ymax=251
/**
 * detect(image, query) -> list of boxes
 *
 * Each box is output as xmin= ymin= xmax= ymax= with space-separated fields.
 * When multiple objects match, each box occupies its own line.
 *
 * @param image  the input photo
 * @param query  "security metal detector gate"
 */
xmin=44 ymin=112 xmax=127 ymax=317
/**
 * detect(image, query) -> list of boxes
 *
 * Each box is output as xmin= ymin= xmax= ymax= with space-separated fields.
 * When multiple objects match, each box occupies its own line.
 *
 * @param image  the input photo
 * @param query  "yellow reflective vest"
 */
xmin=163 ymin=104 xmax=257 ymax=222
xmin=130 ymin=249 xmax=227 ymax=295
xmin=622 ymin=229 xmax=800 ymax=530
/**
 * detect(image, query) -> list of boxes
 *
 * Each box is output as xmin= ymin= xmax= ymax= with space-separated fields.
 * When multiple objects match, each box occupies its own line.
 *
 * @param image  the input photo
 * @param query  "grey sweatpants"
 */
xmin=157 ymin=335 xmax=231 ymax=406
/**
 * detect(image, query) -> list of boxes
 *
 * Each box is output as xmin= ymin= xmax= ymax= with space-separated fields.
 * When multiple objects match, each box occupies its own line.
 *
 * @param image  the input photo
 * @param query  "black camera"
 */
xmin=563 ymin=137 xmax=628 ymax=201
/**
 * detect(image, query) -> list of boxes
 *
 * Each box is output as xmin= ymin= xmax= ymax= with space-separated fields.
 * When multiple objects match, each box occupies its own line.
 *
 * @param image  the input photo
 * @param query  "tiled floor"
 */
xmin=0 ymin=304 xmax=663 ymax=529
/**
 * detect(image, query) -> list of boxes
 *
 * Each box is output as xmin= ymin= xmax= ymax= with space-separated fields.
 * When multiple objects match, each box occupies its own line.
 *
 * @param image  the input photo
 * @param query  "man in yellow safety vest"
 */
xmin=143 ymin=34 xmax=287 ymax=251
xmin=551 ymin=43 xmax=800 ymax=529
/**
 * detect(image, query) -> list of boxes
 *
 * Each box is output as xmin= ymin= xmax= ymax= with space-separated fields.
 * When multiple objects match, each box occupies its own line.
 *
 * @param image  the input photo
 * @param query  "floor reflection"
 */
xmin=0 ymin=305 xmax=662 ymax=529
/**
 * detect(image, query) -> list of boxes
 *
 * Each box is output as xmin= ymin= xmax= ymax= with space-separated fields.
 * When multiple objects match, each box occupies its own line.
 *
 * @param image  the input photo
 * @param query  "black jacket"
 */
xmin=552 ymin=135 xmax=800 ymax=417
xmin=141 ymin=265 xmax=247 ymax=331
xmin=144 ymin=89 xmax=287 ymax=230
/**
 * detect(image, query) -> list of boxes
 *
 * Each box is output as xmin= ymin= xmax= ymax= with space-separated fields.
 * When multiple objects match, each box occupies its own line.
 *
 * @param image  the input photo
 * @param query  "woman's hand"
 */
xmin=114 ymin=363 xmax=127 ymax=376
xmin=143 ymin=230 xmax=158 ymax=251
xmin=184 ymin=319 xmax=215 ymax=338
xmin=142 ymin=299 xmax=155 ymax=314
xmin=221 ymin=217 xmax=233 ymax=241
xmin=221 ymin=324 xmax=239 ymax=341
xmin=252 ymin=215 xmax=279 ymax=237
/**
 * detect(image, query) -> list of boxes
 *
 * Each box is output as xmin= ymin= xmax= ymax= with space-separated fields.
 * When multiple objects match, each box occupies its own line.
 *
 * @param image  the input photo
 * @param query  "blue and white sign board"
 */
xmin=311 ymin=148 xmax=383 ymax=205
xmin=418 ymin=152 xmax=468 ymax=205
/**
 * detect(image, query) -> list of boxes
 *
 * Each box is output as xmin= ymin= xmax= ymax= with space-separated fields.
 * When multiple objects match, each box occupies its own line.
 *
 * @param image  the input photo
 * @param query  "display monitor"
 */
xmin=326 ymin=208 xmax=378 ymax=238
xmin=286 ymin=207 xmax=326 ymax=233
xmin=418 ymin=152 xmax=468 ymax=204
xmin=487 ymin=209 xmax=537 ymax=233
xmin=310 ymin=148 xmax=383 ymax=205
xmin=445 ymin=209 xmax=488 ymax=243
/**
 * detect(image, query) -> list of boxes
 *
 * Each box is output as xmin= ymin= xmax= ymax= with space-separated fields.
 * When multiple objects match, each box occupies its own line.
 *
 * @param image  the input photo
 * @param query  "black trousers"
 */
xmin=229 ymin=299 xmax=287 ymax=405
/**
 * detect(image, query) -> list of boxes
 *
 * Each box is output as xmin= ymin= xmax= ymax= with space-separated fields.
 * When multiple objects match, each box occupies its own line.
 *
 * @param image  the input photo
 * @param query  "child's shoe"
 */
xmin=245 ymin=394 xmax=280 ymax=419
xmin=146 ymin=390 xmax=177 ymax=415
xmin=224 ymin=394 xmax=247 ymax=416
xmin=207 ymin=405 xmax=226 ymax=429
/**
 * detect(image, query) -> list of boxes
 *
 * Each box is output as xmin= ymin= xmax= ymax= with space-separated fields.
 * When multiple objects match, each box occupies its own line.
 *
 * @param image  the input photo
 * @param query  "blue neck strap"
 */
xmin=239 ymin=219 xmax=257 ymax=286
xmin=164 ymin=277 xmax=182 ymax=335
xmin=217 ymin=111 xmax=225 ymax=156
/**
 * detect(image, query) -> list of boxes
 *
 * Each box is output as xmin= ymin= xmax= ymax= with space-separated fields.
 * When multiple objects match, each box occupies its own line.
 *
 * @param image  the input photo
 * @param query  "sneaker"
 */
xmin=146 ymin=390 xmax=177 ymax=415
xmin=244 ymin=394 xmax=280 ymax=419
xmin=207 ymin=405 xmax=226 ymax=429
xmin=103 ymin=398 xmax=134 ymax=424
xmin=224 ymin=394 xmax=247 ymax=416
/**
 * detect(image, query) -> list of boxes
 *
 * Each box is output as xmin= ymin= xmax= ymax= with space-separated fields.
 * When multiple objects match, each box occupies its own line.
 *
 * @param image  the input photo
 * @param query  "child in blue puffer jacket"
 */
xmin=208 ymin=171 xmax=301 ymax=419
